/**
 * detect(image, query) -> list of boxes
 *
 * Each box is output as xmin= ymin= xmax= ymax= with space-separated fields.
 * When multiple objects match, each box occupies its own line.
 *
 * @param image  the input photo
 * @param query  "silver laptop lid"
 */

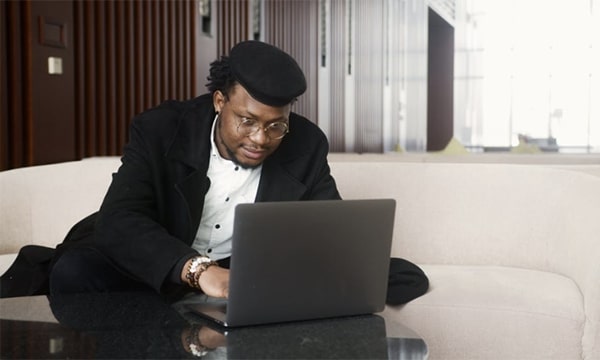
xmin=222 ymin=198 xmax=396 ymax=327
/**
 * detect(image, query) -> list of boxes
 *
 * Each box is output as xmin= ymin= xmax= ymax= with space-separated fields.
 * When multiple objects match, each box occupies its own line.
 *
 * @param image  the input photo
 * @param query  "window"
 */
xmin=456 ymin=0 xmax=600 ymax=152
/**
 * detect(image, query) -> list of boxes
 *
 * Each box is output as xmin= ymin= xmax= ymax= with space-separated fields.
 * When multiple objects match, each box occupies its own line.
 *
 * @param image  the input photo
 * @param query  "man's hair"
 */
xmin=206 ymin=56 xmax=237 ymax=98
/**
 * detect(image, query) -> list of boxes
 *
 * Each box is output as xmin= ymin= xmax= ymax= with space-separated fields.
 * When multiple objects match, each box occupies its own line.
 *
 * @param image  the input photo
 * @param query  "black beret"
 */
xmin=229 ymin=41 xmax=307 ymax=107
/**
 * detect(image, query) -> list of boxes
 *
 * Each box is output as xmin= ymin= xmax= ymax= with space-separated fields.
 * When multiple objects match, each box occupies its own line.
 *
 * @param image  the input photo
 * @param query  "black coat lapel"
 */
xmin=165 ymin=95 xmax=215 ymax=243
xmin=175 ymin=171 xmax=211 ymax=243
xmin=256 ymin=157 xmax=308 ymax=202
xmin=165 ymin=96 xmax=215 ymax=170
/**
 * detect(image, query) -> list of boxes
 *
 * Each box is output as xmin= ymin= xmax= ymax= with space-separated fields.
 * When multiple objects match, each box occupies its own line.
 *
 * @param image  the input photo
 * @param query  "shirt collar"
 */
xmin=210 ymin=114 xmax=222 ymax=159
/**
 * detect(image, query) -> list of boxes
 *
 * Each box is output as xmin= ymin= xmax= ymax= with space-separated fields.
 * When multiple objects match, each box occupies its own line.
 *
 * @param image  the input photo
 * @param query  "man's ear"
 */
xmin=213 ymin=90 xmax=225 ymax=113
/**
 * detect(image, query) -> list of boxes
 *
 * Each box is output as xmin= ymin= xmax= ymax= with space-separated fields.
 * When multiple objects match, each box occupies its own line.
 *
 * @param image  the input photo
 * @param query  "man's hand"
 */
xmin=198 ymin=325 xmax=226 ymax=348
xmin=198 ymin=265 xmax=229 ymax=298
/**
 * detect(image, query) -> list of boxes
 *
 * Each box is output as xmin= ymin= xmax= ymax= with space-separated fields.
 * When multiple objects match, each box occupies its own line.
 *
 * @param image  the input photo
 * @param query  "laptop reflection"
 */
xmin=185 ymin=312 xmax=427 ymax=360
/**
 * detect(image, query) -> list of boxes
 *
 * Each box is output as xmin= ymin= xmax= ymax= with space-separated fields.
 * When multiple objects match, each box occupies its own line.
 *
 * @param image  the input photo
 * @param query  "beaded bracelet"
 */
xmin=185 ymin=326 xmax=208 ymax=357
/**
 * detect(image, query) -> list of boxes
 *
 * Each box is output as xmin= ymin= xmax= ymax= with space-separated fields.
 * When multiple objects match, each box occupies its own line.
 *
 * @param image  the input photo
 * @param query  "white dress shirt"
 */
xmin=191 ymin=116 xmax=261 ymax=260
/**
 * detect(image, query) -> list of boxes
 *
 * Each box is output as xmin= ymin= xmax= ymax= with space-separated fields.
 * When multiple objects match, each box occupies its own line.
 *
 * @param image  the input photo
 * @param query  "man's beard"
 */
xmin=223 ymin=143 xmax=262 ymax=170
xmin=216 ymin=118 xmax=262 ymax=170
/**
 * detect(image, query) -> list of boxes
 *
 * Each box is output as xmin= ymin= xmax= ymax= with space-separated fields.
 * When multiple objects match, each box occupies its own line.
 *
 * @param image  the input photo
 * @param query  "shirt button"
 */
xmin=207 ymin=249 xmax=212 ymax=253
xmin=234 ymin=166 xmax=239 ymax=171
xmin=215 ymin=224 xmax=220 ymax=229
xmin=225 ymin=197 xmax=230 ymax=202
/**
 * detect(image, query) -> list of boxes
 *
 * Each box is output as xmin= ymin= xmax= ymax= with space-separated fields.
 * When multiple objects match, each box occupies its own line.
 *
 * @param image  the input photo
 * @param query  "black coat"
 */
xmin=78 ymin=94 xmax=340 ymax=292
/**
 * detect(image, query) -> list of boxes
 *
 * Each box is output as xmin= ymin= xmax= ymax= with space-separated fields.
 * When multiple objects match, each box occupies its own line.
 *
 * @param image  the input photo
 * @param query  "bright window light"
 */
xmin=458 ymin=0 xmax=600 ymax=152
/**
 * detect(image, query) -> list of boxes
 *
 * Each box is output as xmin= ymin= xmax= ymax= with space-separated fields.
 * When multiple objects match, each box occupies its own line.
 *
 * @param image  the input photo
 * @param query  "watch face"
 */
xmin=190 ymin=257 xmax=211 ymax=272
xmin=200 ymin=257 xmax=217 ymax=265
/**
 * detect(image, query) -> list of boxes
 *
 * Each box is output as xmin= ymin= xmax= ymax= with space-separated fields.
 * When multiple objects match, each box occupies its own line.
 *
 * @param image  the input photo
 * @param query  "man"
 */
xmin=50 ymin=40 xmax=342 ymax=298
xmin=47 ymin=41 xmax=427 ymax=303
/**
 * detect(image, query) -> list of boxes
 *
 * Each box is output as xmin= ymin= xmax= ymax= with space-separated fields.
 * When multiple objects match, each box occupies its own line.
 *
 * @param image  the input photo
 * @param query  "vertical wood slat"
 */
xmin=115 ymin=1 xmax=126 ymax=151
xmin=22 ymin=1 xmax=33 ymax=165
xmin=151 ymin=1 xmax=160 ymax=106
xmin=73 ymin=1 xmax=84 ymax=158
xmin=143 ymin=1 xmax=152 ymax=112
xmin=105 ymin=1 xmax=116 ymax=155
xmin=232 ymin=1 xmax=238 ymax=48
xmin=0 ymin=1 xmax=6 ymax=169
xmin=95 ymin=1 xmax=106 ymax=155
xmin=5 ymin=1 xmax=25 ymax=167
xmin=71 ymin=0 xmax=197 ymax=159
xmin=168 ymin=0 xmax=173 ymax=98
xmin=175 ymin=2 xmax=181 ymax=98
xmin=184 ymin=1 xmax=191 ymax=97
xmin=125 ymin=0 xmax=135 ymax=149
xmin=176 ymin=1 xmax=184 ymax=100
xmin=160 ymin=1 xmax=168 ymax=103
xmin=84 ymin=2 xmax=96 ymax=156
xmin=133 ymin=1 xmax=143 ymax=116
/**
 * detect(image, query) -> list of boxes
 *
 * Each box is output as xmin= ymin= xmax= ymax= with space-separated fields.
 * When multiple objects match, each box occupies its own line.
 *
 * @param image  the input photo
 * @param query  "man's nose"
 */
xmin=249 ymin=128 xmax=270 ymax=145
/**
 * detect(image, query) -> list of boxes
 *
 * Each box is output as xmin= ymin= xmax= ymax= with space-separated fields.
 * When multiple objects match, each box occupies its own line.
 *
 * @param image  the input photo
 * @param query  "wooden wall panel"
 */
xmin=217 ymin=0 xmax=250 ymax=56
xmin=3 ymin=1 xmax=27 ymax=169
xmin=30 ymin=1 xmax=76 ymax=165
xmin=1 ymin=0 xmax=198 ymax=170
xmin=1 ymin=0 xmax=76 ymax=169
xmin=73 ymin=0 xmax=198 ymax=159
xmin=0 ymin=1 xmax=7 ymax=170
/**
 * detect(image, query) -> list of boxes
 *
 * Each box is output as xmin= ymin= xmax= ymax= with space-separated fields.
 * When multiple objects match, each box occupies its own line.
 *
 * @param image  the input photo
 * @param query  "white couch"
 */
xmin=1 ymin=155 xmax=600 ymax=359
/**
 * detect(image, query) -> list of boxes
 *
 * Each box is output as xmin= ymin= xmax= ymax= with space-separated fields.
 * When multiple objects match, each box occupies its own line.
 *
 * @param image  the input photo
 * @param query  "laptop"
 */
xmin=186 ymin=198 xmax=396 ymax=327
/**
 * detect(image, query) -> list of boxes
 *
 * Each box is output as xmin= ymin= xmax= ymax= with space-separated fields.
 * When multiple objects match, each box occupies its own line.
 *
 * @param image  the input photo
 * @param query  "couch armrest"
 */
xmin=0 ymin=157 xmax=121 ymax=254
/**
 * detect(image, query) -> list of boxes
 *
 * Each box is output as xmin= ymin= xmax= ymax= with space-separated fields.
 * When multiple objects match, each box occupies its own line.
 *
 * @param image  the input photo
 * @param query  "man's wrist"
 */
xmin=183 ymin=326 xmax=208 ymax=357
xmin=184 ymin=256 xmax=218 ymax=290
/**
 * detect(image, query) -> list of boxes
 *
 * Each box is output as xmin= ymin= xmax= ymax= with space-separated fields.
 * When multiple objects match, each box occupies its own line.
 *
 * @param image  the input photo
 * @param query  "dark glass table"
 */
xmin=0 ymin=292 xmax=427 ymax=359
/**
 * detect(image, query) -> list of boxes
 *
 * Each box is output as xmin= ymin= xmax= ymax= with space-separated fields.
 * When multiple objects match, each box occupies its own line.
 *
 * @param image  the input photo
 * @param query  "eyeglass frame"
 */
xmin=236 ymin=116 xmax=290 ymax=140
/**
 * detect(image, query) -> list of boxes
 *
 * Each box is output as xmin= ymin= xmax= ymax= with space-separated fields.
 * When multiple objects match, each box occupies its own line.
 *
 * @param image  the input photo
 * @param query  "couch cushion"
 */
xmin=0 ymin=254 xmax=17 ymax=278
xmin=383 ymin=265 xmax=584 ymax=360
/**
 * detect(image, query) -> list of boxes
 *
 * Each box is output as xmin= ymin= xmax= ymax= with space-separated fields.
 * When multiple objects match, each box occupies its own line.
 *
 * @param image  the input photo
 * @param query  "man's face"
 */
xmin=213 ymin=84 xmax=291 ymax=169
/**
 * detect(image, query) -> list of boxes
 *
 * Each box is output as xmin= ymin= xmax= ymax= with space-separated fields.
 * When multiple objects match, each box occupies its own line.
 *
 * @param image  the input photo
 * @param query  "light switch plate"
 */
xmin=48 ymin=57 xmax=63 ymax=75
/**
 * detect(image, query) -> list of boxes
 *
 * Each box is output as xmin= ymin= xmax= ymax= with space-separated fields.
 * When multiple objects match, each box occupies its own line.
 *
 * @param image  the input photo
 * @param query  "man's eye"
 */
xmin=269 ymin=123 xmax=287 ymax=130
xmin=241 ymin=117 xmax=255 ymax=125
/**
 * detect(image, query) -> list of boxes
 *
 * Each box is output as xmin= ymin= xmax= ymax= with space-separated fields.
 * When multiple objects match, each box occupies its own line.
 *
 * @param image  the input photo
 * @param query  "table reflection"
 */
xmin=1 ymin=291 xmax=427 ymax=359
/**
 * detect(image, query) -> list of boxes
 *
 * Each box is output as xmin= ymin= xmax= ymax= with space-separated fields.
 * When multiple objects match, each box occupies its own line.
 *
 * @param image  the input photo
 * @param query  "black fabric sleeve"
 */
xmin=386 ymin=258 xmax=429 ymax=305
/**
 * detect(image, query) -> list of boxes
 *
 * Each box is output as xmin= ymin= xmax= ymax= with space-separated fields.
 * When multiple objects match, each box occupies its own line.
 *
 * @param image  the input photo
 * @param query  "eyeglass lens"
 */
xmin=239 ymin=119 xmax=288 ymax=139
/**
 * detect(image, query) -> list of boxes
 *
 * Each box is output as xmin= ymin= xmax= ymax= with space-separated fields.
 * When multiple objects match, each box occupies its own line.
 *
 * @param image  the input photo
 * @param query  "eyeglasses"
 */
xmin=237 ymin=117 xmax=289 ymax=140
